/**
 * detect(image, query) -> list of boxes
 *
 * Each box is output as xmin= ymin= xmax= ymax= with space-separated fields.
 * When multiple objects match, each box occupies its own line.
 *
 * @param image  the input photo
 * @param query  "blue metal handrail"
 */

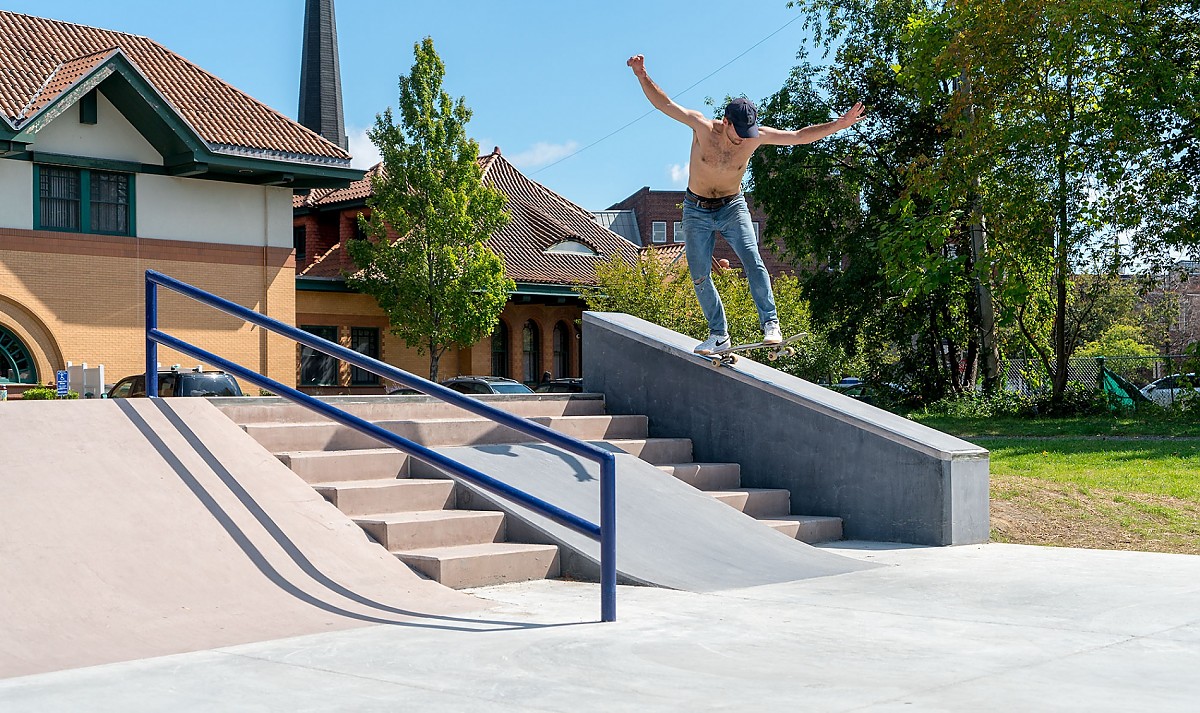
xmin=144 ymin=270 xmax=616 ymax=622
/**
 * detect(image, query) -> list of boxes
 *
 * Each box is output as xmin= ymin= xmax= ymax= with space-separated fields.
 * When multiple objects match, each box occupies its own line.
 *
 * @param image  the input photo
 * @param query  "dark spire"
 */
xmin=298 ymin=0 xmax=348 ymax=151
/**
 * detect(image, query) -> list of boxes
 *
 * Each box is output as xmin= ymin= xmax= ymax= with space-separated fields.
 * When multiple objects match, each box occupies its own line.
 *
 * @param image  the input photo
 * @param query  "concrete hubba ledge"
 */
xmin=581 ymin=312 xmax=990 ymax=546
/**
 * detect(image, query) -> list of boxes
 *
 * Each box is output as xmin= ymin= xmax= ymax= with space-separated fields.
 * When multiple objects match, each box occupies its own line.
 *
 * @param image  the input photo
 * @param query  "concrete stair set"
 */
xmin=228 ymin=395 xmax=843 ymax=590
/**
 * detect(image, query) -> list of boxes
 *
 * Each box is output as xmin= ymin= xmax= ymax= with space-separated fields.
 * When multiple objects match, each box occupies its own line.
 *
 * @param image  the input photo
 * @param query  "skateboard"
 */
xmin=700 ymin=332 xmax=808 ymax=367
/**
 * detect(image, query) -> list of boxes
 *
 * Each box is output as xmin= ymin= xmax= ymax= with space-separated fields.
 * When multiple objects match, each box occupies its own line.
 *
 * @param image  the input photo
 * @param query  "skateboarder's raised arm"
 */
xmin=627 ymin=55 xmax=710 ymax=133
xmin=756 ymin=103 xmax=866 ymax=146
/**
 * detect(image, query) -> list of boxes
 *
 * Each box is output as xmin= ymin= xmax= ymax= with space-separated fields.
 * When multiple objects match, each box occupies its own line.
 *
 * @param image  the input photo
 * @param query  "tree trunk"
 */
xmin=1051 ymin=70 xmax=1076 ymax=408
xmin=955 ymin=48 xmax=1000 ymax=392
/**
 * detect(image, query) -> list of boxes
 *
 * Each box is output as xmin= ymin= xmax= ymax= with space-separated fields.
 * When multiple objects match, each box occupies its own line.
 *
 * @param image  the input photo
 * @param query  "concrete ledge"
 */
xmin=582 ymin=312 xmax=990 ymax=545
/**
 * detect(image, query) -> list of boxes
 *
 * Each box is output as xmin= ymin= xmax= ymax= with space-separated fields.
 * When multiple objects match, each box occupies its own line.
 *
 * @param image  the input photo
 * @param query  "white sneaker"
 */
xmin=694 ymin=333 xmax=730 ymax=354
xmin=762 ymin=320 xmax=783 ymax=344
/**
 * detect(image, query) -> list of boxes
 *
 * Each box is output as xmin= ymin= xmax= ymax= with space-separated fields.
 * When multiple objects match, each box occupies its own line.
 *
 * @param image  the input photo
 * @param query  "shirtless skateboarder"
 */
xmin=627 ymin=54 xmax=864 ymax=354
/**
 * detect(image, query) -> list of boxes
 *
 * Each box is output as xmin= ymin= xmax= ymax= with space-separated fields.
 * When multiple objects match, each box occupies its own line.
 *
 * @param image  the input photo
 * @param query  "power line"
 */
xmin=530 ymin=13 xmax=804 ymax=176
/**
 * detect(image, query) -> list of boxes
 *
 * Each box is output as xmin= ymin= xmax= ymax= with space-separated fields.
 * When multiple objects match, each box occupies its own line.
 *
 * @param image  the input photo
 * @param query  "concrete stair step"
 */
xmin=217 ymin=394 xmax=607 ymax=425
xmin=657 ymin=462 xmax=741 ymax=490
xmin=314 ymin=479 xmax=455 ymax=516
xmin=605 ymin=438 xmax=693 ymax=464
xmin=354 ymin=510 xmax=504 ymax=550
xmin=708 ymin=488 xmax=792 ymax=518
xmin=395 ymin=542 xmax=560 ymax=589
xmin=246 ymin=415 xmax=648 ymax=453
xmin=277 ymin=449 xmax=411 ymax=484
xmin=759 ymin=515 xmax=844 ymax=544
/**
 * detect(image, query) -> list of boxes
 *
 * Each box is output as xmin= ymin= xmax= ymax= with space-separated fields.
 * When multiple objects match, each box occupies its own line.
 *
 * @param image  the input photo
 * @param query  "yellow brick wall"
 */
xmin=0 ymin=230 xmax=295 ymax=392
xmin=297 ymin=290 xmax=583 ymax=389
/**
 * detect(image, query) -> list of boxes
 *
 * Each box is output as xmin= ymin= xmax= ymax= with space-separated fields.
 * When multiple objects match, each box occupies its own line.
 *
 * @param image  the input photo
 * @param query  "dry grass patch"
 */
xmin=990 ymin=473 xmax=1200 ymax=555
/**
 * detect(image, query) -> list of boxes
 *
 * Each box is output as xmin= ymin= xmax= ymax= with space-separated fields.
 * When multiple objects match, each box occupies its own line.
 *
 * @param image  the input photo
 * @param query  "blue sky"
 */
xmin=11 ymin=1 xmax=830 ymax=209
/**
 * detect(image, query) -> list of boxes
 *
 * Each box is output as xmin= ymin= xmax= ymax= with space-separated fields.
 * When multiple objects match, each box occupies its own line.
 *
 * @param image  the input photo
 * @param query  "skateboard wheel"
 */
xmin=709 ymin=356 xmax=721 ymax=367
xmin=785 ymin=347 xmax=796 ymax=358
xmin=727 ymin=355 xmax=739 ymax=365
xmin=767 ymin=351 xmax=778 ymax=361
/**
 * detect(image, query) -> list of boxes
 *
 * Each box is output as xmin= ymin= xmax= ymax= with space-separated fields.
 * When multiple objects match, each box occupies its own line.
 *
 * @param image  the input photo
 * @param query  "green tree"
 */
xmin=899 ymin=0 xmax=1200 ymax=405
xmin=782 ymin=0 xmax=1199 ymax=408
xmin=1074 ymin=324 xmax=1157 ymax=359
xmin=752 ymin=4 xmax=982 ymax=401
xmin=347 ymin=37 xmax=513 ymax=381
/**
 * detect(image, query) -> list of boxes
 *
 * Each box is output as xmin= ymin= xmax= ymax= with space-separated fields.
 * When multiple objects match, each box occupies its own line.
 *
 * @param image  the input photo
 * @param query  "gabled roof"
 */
xmin=0 ymin=11 xmax=350 ymax=165
xmin=298 ymin=150 xmax=640 ymax=287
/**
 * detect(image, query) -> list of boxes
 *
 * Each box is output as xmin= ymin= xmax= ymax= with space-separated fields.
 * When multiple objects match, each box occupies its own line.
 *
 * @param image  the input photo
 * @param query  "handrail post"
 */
xmin=145 ymin=274 xmax=158 ymax=399
xmin=600 ymin=453 xmax=617 ymax=622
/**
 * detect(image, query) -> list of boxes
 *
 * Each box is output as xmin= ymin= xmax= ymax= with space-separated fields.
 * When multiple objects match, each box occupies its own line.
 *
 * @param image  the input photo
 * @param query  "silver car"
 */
xmin=1140 ymin=373 xmax=1199 ymax=406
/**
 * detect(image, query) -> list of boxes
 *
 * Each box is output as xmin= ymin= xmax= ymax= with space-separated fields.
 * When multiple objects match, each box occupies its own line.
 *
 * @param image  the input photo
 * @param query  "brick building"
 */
xmin=0 ymin=11 xmax=359 ymax=397
xmin=291 ymin=149 xmax=640 ymax=393
xmin=1163 ymin=261 xmax=1200 ymax=353
xmin=606 ymin=187 xmax=795 ymax=277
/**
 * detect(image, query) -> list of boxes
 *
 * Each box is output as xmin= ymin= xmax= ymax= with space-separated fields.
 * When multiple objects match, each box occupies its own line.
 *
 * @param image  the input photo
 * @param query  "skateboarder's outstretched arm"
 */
xmin=627 ymin=55 xmax=710 ymax=133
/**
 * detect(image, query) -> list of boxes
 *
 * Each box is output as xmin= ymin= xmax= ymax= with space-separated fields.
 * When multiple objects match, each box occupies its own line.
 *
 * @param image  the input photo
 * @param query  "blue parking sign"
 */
xmin=56 ymin=370 xmax=69 ymax=397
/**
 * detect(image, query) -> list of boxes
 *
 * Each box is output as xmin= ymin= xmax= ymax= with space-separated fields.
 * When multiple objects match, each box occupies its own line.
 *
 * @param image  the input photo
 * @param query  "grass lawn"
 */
xmin=908 ymin=413 xmax=1200 ymax=554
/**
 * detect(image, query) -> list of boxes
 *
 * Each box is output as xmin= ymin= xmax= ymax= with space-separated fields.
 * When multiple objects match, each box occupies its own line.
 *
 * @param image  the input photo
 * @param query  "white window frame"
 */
xmin=673 ymin=221 xmax=684 ymax=242
xmin=651 ymin=221 xmax=667 ymax=243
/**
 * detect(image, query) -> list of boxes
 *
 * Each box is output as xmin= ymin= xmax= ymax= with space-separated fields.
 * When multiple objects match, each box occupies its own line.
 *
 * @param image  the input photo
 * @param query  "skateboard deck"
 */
xmin=700 ymin=332 xmax=807 ymax=367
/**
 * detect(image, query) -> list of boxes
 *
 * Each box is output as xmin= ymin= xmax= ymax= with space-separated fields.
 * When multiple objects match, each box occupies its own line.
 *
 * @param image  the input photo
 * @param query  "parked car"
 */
xmin=440 ymin=375 xmax=534 ymax=395
xmin=1140 ymin=373 xmax=1200 ymax=406
xmin=386 ymin=386 xmax=423 ymax=395
xmin=106 ymin=369 xmax=243 ymax=398
xmin=535 ymin=378 xmax=584 ymax=394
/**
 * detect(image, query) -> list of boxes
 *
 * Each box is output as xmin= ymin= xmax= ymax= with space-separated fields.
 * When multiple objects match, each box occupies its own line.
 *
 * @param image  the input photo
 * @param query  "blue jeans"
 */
xmin=682 ymin=194 xmax=777 ymax=336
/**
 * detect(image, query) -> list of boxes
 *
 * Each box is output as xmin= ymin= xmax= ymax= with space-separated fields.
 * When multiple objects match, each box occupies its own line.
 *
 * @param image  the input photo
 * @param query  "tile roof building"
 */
xmin=0 ymin=11 xmax=358 ymax=176
xmin=0 ymin=11 xmax=362 ymax=395
xmin=292 ymin=149 xmax=640 ymax=391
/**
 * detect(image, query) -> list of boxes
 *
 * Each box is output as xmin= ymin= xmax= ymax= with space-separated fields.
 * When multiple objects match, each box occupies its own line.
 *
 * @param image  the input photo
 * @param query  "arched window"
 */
xmin=0 ymin=325 xmax=38 ymax=384
xmin=522 ymin=320 xmax=541 ymax=385
xmin=553 ymin=321 xmax=571 ymax=378
xmin=491 ymin=321 xmax=509 ymax=378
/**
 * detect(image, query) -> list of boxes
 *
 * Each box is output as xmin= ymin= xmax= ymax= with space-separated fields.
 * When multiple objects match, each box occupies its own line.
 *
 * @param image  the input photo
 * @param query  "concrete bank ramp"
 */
xmin=0 ymin=399 xmax=481 ymax=679
xmin=439 ymin=444 xmax=878 ymax=591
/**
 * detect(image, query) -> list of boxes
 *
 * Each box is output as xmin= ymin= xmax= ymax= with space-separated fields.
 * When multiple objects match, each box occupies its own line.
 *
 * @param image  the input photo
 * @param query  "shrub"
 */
xmin=20 ymin=386 xmax=79 ymax=400
xmin=924 ymin=381 xmax=1109 ymax=418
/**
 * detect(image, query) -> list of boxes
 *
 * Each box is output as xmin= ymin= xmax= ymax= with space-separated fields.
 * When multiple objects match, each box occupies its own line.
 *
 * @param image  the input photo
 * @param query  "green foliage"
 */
xmin=348 ymin=37 xmax=514 ymax=381
xmin=578 ymin=249 xmax=856 ymax=382
xmin=925 ymin=381 xmax=1110 ymax=419
xmin=1074 ymin=325 xmax=1157 ymax=360
xmin=20 ymin=386 xmax=78 ymax=400
xmin=775 ymin=0 xmax=1200 ymax=407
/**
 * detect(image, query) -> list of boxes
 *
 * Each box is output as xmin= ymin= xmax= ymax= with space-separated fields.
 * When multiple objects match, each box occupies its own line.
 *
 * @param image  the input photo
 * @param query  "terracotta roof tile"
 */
xmin=21 ymin=48 xmax=114 ymax=118
xmin=640 ymin=242 xmax=723 ymax=272
xmin=0 ymin=11 xmax=348 ymax=161
xmin=299 ymin=152 xmax=639 ymax=286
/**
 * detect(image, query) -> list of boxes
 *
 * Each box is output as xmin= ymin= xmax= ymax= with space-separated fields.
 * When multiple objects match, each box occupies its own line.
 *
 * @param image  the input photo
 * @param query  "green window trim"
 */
xmin=0 ymin=326 xmax=38 ymax=384
xmin=33 ymin=163 xmax=136 ymax=237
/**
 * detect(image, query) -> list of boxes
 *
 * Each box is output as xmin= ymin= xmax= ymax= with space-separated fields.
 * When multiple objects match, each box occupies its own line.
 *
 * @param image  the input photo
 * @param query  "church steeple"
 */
xmin=298 ymin=0 xmax=348 ymax=151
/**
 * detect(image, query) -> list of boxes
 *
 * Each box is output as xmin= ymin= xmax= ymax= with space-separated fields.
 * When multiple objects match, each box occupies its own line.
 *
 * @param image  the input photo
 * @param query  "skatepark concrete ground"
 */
xmin=3 ymin=541 xmax=1197 ymax=712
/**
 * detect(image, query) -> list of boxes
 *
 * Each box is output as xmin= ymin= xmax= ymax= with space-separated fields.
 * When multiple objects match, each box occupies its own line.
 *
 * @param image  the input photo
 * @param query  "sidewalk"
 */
xmin=2 ymin=542 xmax=1197 ymax=712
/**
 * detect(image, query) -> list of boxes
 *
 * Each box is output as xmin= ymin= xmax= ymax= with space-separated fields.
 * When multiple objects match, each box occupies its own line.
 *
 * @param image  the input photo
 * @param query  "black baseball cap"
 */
xmin=724 ymin=98 xmax=759 ymax=138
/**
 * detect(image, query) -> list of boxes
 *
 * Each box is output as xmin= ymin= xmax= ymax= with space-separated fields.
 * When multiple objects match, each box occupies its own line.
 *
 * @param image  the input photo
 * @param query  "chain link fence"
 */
xmin=1002 ymin=355 xmax=1193 ymax=405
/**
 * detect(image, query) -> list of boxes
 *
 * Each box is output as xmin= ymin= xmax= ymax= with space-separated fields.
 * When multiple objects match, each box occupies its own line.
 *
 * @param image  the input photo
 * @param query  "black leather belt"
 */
xmin=685 ymin=189 xmax=740 ymax=210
